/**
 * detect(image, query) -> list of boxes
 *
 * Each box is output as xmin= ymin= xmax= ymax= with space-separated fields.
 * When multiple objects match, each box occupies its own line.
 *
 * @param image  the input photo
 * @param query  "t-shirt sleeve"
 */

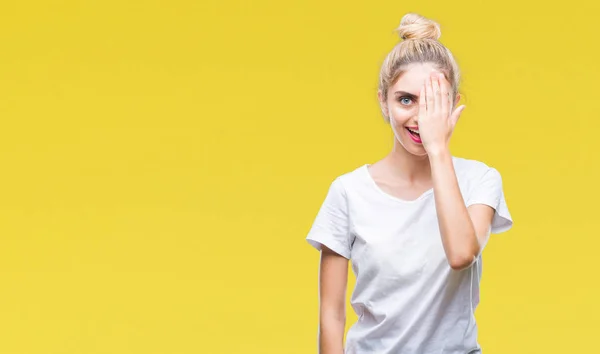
xmin=466 ymin=167 xmax=513 ymax=234
xmin=306 ymin=177 xmax=353 ymax=259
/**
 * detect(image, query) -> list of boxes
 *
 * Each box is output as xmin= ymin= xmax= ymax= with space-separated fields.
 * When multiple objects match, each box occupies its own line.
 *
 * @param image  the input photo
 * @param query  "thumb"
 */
xmin=450 ymin=105 xmax=466 ymax=128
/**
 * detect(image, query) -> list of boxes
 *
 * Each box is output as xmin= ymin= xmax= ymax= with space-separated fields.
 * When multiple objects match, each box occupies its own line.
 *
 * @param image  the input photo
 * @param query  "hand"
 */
xmin=417 ymin=72 xmax=466 ymax=155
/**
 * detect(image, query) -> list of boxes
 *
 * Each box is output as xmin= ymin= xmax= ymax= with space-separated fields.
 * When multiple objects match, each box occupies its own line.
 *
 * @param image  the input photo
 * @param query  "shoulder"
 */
xmin=324 ymin=164 xmax=371 ymax=198
xmin=329 ymin=164 xmax=368 ymax=185
xmin=452 ymin=155 xmax=502 ymax=182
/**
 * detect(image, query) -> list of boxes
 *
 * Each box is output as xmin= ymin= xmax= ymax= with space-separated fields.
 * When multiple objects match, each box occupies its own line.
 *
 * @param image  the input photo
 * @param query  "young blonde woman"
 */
xmin=306 ymin=13 xmax=513 ymax=354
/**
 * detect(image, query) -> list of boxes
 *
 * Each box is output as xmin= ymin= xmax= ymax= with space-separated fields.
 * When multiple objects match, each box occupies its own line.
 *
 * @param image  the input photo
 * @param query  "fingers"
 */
xmin=418 ymin=84 xmax=426 ymax=122
xmin=425 ymin=75 xmax=434 ymax=114
xmin=438 ymin=73 xmax=449 ymax=117
xmin=422 ymin=72 xmax=453 ymax=124
xmin=431 ymin=73 xmax=441 ymax=114
xmin=451 ymin=105 xmax=466 ymax=128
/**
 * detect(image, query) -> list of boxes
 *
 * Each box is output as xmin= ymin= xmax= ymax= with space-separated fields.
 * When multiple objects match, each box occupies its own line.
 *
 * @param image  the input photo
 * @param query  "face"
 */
xmin=378 ymin=62 xmax=459 ymax=157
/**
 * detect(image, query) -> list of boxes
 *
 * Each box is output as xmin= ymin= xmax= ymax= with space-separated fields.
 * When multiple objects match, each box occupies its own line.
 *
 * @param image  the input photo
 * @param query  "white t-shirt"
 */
xmin=306 ymin=156 xmax=513 ymax=354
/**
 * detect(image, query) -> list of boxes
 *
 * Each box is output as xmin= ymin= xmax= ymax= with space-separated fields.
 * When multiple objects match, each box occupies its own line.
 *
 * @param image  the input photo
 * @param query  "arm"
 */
xmin=419 ymin=72 xmax=495 ymax=271
xmin=429 ymin=149 xmax=495 ymax=271
xmin=318 ymin=245 xmax=348 ymax=354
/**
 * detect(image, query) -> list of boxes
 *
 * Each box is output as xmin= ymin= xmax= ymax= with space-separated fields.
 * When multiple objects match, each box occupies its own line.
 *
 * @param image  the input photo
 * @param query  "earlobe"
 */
xmin=454 ymin=93 xmax=461 ymax=108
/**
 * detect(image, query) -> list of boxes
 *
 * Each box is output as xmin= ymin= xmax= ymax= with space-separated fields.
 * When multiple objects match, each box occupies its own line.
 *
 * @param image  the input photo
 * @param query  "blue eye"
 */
xmin=399 ymin=97 xmax=412 ymax=105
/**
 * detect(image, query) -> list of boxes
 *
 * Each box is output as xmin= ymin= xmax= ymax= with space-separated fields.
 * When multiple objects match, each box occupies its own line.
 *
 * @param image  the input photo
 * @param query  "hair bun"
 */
xmin=396 ymin=13 xmax=441 ymax=41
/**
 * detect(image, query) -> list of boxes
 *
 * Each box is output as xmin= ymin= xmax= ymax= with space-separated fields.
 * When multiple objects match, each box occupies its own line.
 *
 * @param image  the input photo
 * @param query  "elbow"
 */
xmin=448 ymin=247 xmax=480 ymax=271
xmin=448 ymin=256 xmax=475 ymax=271
xmin=447 ymin=231 xmax=482 ymax=271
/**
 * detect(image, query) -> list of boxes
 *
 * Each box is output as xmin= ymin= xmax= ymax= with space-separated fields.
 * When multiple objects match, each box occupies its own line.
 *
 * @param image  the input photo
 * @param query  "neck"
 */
xmin=384 ymin=140 xmax=433 ymax=183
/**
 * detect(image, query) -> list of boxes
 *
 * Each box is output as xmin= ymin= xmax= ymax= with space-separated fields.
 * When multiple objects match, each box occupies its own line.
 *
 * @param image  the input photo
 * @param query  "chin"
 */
xmin=407 ymin=145 xmax=428 ymax=157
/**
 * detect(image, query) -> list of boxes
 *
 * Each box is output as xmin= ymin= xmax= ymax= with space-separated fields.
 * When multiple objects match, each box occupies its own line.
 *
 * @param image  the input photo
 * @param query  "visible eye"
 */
xmin=398 ymin=96 xmax=413 ymax=105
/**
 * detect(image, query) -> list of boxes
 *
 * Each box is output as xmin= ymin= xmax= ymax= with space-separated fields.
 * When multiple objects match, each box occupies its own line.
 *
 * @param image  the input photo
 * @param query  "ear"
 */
xmin=453 ymin=93 xmax=461 ymax=109
xmin=377 ymin=90 xmax=389 ymax=120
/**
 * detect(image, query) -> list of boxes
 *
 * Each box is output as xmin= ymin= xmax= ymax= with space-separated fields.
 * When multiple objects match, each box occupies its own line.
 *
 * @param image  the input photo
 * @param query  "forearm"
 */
xmin=319 ymin=312 xmax=345 ymax=354
xmin=429 ymin=148 xmax=479 ymax=269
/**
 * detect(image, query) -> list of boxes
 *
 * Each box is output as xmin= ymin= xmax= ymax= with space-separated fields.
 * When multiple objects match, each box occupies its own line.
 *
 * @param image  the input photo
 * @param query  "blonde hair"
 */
xmin=378 ymin=13 xmax=461 ymax=122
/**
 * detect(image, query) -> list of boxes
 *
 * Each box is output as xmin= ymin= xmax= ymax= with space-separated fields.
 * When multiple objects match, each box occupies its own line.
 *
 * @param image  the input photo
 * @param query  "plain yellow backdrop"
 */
xmin=0 ymin=1 xmax=598 ymax=353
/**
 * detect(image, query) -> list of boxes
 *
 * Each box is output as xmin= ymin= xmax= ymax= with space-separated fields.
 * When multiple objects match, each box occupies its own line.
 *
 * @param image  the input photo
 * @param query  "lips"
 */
xmin=406 ymin=127 xmax=422 ymax=144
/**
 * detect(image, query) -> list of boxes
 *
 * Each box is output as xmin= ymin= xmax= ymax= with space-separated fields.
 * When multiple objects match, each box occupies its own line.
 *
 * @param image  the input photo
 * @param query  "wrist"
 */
xmin=426 ymin=145 xmax=450 ymax=159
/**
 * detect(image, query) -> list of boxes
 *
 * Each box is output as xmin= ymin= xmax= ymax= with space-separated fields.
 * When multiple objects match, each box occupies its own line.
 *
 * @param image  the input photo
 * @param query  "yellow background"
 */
xmin=0 ymin=1 xmax=598 ymax=353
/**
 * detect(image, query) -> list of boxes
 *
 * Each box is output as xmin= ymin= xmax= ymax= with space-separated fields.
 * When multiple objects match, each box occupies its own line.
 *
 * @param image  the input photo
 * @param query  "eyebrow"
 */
xmin=394 ymin=91 xmax=419 ymax=99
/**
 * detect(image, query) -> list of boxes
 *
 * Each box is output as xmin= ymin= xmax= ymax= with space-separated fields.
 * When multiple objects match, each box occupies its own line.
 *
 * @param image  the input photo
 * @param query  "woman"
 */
xmin=306 ymin=13 xmax=513 ymax=354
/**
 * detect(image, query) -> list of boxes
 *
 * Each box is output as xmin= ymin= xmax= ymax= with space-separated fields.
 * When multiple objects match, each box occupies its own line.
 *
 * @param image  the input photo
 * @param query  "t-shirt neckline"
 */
xmin=362 ymin=164 xmax=435 ymax=204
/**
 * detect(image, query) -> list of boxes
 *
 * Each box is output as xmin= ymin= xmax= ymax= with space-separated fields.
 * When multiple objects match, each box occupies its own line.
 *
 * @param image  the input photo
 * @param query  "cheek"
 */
xmin=390 ymin=104 xmax=415 ymax=121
